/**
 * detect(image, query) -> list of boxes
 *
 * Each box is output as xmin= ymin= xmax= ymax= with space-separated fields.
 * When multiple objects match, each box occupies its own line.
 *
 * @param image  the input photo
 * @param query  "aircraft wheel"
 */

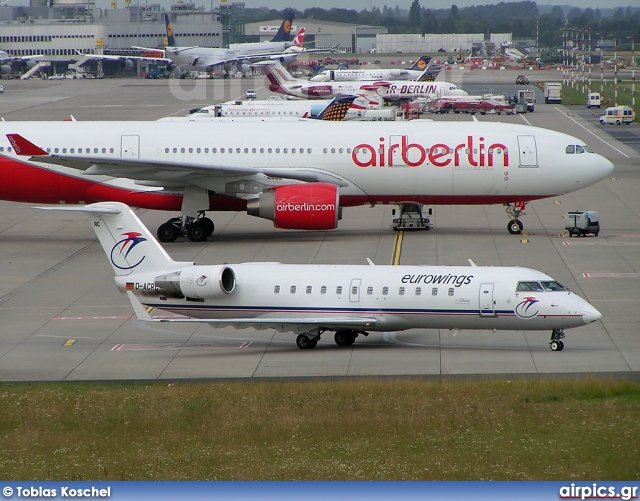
xmin=187 ymin=221 xmax=208 ymax=242
xmin=550 ymin=340 xmax=564 ymax=352
xmin=296 ymin=334 xmax=317 ymax=350
xmin=335 ymin=330 xmax=357 ymax=346
xmin=507 ymin=219 xmax=523 ymax=235
xmin=157 ymin=222 xmax=179 ymax=243
xmin=200 ymin=217 xmax=215 ymax=236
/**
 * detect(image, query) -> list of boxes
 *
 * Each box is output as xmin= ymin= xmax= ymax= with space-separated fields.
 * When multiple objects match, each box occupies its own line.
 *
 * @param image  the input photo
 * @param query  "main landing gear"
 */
xmin=157 ymin=212 xmax=215 ymax=243
xmin=505 ymin=202 xmax=525 ymax=235
xmin=295 ymin=329 xmax=369 ymax=350
xmin=549 ymin=329 xmax=565 ymax=351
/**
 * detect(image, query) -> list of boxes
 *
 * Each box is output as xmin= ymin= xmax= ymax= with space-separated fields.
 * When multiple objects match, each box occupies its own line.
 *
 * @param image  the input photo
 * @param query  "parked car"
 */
xmin=515 ymin=75 xmax=529 ymax=85
xmin=48 ymin=74 xmax=65 ymax=80
xmin=245 ymin=89 xmax=256 ymax=99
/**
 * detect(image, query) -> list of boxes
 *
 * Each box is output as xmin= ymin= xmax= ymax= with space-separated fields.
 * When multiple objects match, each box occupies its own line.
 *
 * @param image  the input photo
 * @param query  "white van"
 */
xmin=587 ymin=92 xmax=601 ymax=108
xmin=600 ymin=106 xmax=635 ymax=125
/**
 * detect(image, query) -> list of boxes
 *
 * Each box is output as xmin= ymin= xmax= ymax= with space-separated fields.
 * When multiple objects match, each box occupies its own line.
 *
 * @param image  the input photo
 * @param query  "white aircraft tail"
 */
xmin=38 ymin=202 xmax=184 ymax=277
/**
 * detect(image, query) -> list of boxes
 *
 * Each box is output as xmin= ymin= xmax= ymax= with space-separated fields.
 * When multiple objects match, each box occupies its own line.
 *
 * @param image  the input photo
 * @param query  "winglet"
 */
xmin=127 ymin=291 xmax=154 ymax=322
xmin=6 ymin=133 xmax=48 ymax=156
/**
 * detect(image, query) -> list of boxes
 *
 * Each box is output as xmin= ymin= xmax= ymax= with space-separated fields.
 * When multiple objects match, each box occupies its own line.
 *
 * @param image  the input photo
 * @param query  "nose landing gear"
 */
xmin=550 ymin=329 xmax=565 ymax=351
xmin=505 ymin=202 xmax=526 ymax=235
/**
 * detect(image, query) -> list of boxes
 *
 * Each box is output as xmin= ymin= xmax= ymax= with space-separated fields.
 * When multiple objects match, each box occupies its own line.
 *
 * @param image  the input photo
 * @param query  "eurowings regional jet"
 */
xmin=254 ymin=60 xmax=465 ymax=100
xmin=42 ymin=201 xmax=602 ymax=351
xmin=1 ymin=120 xmax=613 ymax=242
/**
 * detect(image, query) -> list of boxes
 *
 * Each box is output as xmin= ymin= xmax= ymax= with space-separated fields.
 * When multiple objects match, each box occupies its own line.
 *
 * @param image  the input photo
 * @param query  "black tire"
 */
xmin=335 ymin=330 xmax=357 ymax=346
xmin=550 ymin=340 xmax=561 ymax=351
xmin=187 ymin=221 xmax=208 ymax=242
xmin=507 ymin=219 xmax=523 ymax=235
xmin=200 ymin=217 xmax=215 ymax=236
xmin=157 ymin=222 xmax=179 ymax=243
xmin=296 ymin=334 xmax=317 ymax=350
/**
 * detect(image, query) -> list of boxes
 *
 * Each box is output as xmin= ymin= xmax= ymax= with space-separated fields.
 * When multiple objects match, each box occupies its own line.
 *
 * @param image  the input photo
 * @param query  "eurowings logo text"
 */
xmin=515 ymin=296 xmax=540 ymax=319
xmin=110 ymin=232 xmax=147 ymax=270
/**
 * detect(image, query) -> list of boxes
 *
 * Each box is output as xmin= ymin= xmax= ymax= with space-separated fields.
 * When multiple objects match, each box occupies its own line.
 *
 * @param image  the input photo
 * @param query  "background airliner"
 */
xmin=309 ymin=56 xmax=440 ymax=82
xmin=1 ymin=120 xmax=613 ymax=242
xmin=0 ymin=49 xmax=42 ymax=75
xmin=43 ymin=202 xmax=602 ymax=351
xmin=253 ymin=60 xmax=466 ymax=100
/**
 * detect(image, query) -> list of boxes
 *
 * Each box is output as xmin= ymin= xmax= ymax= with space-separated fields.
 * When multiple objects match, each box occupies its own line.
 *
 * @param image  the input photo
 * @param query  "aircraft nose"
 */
xmin=583 ymin=303 xmax=602 ymax=324
xmin=599 ymin=155 xmax=615 ymax=178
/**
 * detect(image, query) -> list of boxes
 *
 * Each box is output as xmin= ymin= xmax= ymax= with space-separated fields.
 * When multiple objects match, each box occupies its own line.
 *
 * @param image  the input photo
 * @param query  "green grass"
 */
xmin=1 ymin=378 xmax=639 ymax=480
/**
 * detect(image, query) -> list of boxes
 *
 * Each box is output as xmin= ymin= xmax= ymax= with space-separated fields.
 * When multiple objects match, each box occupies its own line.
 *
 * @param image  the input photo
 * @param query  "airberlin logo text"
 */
xmin=276 ymin=202 xmax=336 ymax=212
xmin=402 ymin=273 xmax=474 ymax=288
xmin=352 ymin=135 xmax=509 ymax=168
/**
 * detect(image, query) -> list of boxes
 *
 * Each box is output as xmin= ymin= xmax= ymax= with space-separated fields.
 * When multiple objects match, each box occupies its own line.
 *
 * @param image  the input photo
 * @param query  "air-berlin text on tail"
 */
xmin=352 ymin=135 xmax=509 ymax=168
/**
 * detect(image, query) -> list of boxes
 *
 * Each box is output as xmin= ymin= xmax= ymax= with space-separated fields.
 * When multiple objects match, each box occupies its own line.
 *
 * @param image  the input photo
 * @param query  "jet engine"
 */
xmin=389 ymin=69 xmax=403 ymax=77
xmin=247 ymin=183 xmax=340 ymax=230
xmin=25 ymin=60 xmax=37 ymax=70
xmin=120 ymin=59 xmax=134 ymax=70
xmin=0 ymin=64 xmax=12 ymax=75
xmin=155 ymin=265 xmax=236 ymax=299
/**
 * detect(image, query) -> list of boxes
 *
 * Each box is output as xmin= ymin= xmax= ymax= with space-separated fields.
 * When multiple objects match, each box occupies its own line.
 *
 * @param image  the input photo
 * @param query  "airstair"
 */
xmin=20 ymin=61 xmax=50 ymax=80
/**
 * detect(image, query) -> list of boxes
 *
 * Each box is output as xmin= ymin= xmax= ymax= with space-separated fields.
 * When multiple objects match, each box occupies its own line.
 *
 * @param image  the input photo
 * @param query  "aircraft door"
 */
xmin=350 ymin=278 xmax=361 ymax=303
xmin=121 ymin=135 xmax=140 ymax=158
xmin=479 ymin=283 xmax=496 ymax=317
xmin=517 ymin=135 xmax=538 ymax=167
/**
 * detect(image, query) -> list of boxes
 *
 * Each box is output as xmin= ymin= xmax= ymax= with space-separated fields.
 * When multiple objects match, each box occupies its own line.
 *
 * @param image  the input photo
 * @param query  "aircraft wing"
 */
xmin=6 ymin=133 xmax=350 ymax=188
xmin=75 ymin=50 xmax=169 ymax=64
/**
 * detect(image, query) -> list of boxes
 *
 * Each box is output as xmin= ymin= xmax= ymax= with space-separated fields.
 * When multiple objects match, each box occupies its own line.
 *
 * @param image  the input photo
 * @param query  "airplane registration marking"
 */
xmin=111 ymin=342 xmax=251 ymax=351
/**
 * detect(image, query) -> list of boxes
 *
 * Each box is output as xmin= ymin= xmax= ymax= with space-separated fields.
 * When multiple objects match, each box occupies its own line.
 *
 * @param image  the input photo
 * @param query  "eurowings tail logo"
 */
xmin=110 ymin=232 xmax=147 ymax=270
xmin=515 ymin=296 xmax=540 ymax=319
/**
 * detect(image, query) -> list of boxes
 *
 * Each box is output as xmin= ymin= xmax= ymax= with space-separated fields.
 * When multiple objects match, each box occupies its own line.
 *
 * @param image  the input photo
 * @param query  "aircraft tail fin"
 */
xmin=270 ymin=10 xmax=294 ymax=42
xmin=252 ymin=61 xmax=297 ymax=95
xmin=408 ymin=56 xmax=431 ymax=71
xmin=416 ymin=64 xmax=443 ymax=82
xmin=164 ymin=13 xmax=177 ymax=47
xmin=38 ymin=202 xmax=182 ymax=277
xmin=291 ymin=27 xmax=305 ymax=47
xmin=313 ymin=94 xmax=357 ymax=121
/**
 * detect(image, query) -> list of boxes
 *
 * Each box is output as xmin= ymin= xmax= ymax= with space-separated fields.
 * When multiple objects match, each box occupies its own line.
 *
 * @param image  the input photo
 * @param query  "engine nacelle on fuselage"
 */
xmin=155 ymin=265 xmax=236 ymax=299
xmin=246 ymin=183 xmax=340 ymax=230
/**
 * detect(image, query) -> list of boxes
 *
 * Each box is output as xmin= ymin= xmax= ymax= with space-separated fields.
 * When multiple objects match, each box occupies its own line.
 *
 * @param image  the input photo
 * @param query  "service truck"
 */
xmin=544 ymin=82 xmax=562 ymax=104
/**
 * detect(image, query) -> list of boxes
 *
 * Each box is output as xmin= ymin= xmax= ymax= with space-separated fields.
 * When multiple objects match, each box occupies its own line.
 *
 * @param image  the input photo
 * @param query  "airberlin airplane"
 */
xmin=1 ymin=119 xmax=613 ymax=241
xmin=41 ymin=201 xmax=602 ymax=351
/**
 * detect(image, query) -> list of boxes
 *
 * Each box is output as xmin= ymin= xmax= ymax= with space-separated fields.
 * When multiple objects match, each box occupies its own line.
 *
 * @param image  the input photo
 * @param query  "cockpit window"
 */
xmin=582 ymin=145 xmax=594 ymax=153
xmin=517 ymin=281 xmax=544 ymax=291
xmin=540 ymin=281 xmax=566 ymax=291
xmin=576 ymin=145 xmax=585 ymax=154
xmin=566 ymin=145 xmax=575 ymax=154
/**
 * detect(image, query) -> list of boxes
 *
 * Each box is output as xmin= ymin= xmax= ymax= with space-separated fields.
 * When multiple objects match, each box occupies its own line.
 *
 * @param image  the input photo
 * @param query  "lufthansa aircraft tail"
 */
xmin=164 ymin=13 xmax=177 ymax=47
xmin=38 ymin=202 xmax=189 ymax=277
xmin=408 ymin=56 xmax=432 ymax=71
xmin=270 ymin=10 xmax=295 ymax=42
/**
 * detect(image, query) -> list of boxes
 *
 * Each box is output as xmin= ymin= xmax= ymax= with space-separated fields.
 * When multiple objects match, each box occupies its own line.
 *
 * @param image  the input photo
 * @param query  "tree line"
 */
xmin=246 ymin=2 xmax=640 ymax=49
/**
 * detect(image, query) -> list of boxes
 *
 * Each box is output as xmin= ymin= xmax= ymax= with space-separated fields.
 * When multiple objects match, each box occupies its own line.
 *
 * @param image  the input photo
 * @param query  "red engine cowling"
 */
xmin=247 ymin=183 xmax=340 ymax=230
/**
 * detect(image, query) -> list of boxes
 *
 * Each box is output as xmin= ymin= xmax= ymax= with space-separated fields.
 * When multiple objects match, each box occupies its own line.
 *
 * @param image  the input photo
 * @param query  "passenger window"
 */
xmin=399 ymin=287 xmax=405 ymax=296
xmin=323 ymin=148 xmax=328 ymax=153
xmin=321 ymin=286 xmax=327 ymax=294
xmin=367 ymin=287 xmax=373 ymax=295
xmin=307 ymin=148 xmax=312 ymax=154
xmin=382 ymin=287 xmax=388 ymax=296
xmin=415 ymin=287 xmax=421 ymax=296
xmin=173 ymin=147 xmax=177 ymax=153
xmin=274 ymin=285 xmax=280 ymax=294
xmin=336 ymin=286 xmax=342 ymax=295
xmin=432 ymin=288 xmax=438 ymax=296
xmin=164 ymin=148 xmax=169 ymax=153
xmin=290 ymin=286 xmax=296 ymax=294
xmin=448 ymin=288 xmax=454 ymax=296
xmin=196 ymin=148 xmax=201 ymax=153
xmin=306 ymin=286 xmax=312 ymax=294
xmin=565 ymin=145 xmax=575 ymax=154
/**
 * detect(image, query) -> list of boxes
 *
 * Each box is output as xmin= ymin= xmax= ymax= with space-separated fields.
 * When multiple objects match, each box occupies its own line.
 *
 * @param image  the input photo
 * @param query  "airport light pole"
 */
xmin=632 ymin=34 xmax=636 ymax=114
xmin=613 ymin=33 xmax=618 ymax=106
xmin=581 ymin=29 xmax=585 ymax=93
xmin=588 ymin=27 xmax=592 ymax=93
xmin=600 ymin=32 xmax=604 ymax=96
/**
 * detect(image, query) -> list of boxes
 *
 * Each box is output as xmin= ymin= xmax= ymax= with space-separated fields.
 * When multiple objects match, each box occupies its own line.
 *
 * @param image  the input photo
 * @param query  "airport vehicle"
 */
xmin=245 ymin=89 xmax=257 ymax=99
xmin=565 ymin=210 xmax=600 ymax=237
xmin=1 ymin=120 xmax=613 ymax=240
xmin=45 ymin=201 xmax=602 ymax=351
xmin=513 ymin=88 xmax=535 ymax=112
xmin=599 ymin=106 xmax=635 ymax=125
xmin=254 ymin=60 xmax=467 ymax=101
xmin=543 ymin=82 xmax=562 ymax=104
xmin=587 ymin=92 xmax=601 ymax=108
xmin=515 ymin=75 xmax=529 ymax=85
xmin=309 ymin=56 xmax=434 ymax=82
xmin=428 ymin=98 xmax=514 ymax=115
xmin=391 ymin=204 xmax=431 ymax=230
xmin=0 ymin=49 xmax=43 ymax=75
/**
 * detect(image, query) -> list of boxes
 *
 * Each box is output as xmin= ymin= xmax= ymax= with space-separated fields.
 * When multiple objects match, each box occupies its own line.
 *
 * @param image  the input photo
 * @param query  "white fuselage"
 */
xmin=0 ymin=120 xmax=614 ymax=207
xmin=165 ymin=47 xmax=237 ymax=72
xmin=310 ymin=68 xmax=425 ymax=82
xmin=121 ymin=264 xmax=601 ymax=333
